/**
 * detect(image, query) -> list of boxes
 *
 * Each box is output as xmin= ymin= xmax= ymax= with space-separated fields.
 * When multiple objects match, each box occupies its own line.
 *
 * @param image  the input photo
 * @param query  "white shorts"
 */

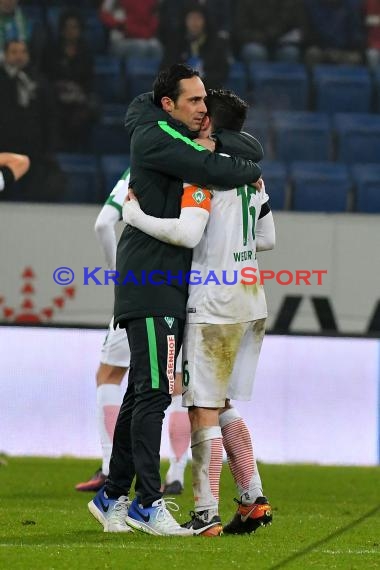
xmin=100 ymin=317 xmax=131 ymax=367
xmin=182 ymin=319 xmax=266 ymax=408
xmin=100 ymin=317 xmax=183 ymax=372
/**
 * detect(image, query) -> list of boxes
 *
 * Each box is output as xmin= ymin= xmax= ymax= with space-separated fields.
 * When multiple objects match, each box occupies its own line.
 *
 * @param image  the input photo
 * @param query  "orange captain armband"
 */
xmin=181 ymin=184 xmax=211 ymax=211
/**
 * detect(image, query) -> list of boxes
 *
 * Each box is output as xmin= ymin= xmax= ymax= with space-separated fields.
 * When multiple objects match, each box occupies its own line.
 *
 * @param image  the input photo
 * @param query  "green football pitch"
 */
xmin=0 ymin=457 xmax=379 ymax=570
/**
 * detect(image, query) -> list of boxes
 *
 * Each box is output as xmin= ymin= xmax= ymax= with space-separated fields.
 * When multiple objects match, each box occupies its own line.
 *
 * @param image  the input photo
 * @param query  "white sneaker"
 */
xmin=105 ymin=496 xmax=133 ymax=533
xmin=126 ymin=497 xmax=193 ymax=536
xmin=88 ymin=487 xmax=133 ymax=533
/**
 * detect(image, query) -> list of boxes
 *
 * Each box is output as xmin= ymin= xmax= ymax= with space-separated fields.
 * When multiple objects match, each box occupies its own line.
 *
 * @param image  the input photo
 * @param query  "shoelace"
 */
xmin=109 ymin=498 xmax=130 ymax=519
xmin=114 ymin=502 xmax=129 ymax=512
xmin=154 ymin=498 xmax=182 ymax=528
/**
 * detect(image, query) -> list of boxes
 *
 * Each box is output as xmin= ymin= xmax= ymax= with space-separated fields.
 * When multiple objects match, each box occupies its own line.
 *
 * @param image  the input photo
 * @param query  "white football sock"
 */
xmin=97 ymin=384 xmax=122 ymax=476
xmin=191 ymin=426 xmax=223 ymax=516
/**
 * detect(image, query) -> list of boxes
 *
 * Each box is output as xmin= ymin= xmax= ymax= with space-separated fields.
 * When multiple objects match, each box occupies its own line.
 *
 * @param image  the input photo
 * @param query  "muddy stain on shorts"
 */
xmin=240 ymin=282 xmax=260 ymax=296
xmin=201 ymin=323 xmax=246 ymax=384
xmin=253 ymin=318 xmax=266 ymax=343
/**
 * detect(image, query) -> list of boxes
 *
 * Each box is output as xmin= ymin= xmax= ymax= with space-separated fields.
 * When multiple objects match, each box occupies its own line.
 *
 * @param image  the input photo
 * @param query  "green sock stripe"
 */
xmin=146 ymin=317 xmax=159 ymax=389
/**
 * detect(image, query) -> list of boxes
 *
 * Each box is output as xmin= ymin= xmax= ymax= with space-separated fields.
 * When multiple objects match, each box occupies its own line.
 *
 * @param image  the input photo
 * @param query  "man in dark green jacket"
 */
xmin=89 ymin=64 xmax=263 ymax=536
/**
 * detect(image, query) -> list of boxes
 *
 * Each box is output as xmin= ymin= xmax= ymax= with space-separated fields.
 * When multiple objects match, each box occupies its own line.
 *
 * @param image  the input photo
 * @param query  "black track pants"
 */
xmin=106 ymin=316 xmax=184 ymax=506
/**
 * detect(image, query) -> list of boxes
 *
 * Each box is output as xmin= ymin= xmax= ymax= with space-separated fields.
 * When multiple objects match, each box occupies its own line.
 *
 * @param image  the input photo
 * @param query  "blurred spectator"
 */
xmin=233 ymin=0 xmax=303 ymax=63
xmin=0 ymin=40 xmax=64 ymax=201
xmin=161 ymin=3 xmax=229 ymax=89
xmin=0 ymin=0 xmax=45 ymax=65
xmin=365 ymin=0 xmax=380 ymax=68
xmin=158 ymin=0 xmax=231 ymax=52
xmin=303 ymin=0 xmax=365 ymax=66
xmin=193 ymin=0 xmax=231 ymax=39
xmin=99 ymin=0 xmax=162 ymax=59
xmin=42 ymin=8 xmax=99 ymax=151
xmin=157 ymin=0 xmax=182 ymax=45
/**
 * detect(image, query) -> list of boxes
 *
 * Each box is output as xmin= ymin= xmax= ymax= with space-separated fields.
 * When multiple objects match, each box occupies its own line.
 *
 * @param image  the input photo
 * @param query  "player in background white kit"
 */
xmin=75 ymin=169 xmax=190 ymax=493
xmin=124 ymin=89 xmax=275 ymax=536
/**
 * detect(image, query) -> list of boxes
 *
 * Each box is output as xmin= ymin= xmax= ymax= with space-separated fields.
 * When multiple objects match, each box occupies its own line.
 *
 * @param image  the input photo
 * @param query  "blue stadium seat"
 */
xmin=333 ymin=113 xmax=380 ymax=163
xmin=248 ymin=63 xmax=308 ymax=110
xmin=91 ymin=104 xmax=130 ymax=155
xmin=125 ymin=57 xmax=161 ymax=101
xmin=312 ymin=65 xmax=372 ymax=114
xmin=23 ymin=4 xmax=47 ymax=47
xmin=46 ymin=5 xmax=104 ymax=38
xmin=94 ymin=55 xmax=124 ymax=103
xmin=100 ymin=154 xmax=130 ymax=198
xmin=351 ymin=164 xmax=380 ymax=213
xmin=244 ymin=110 xmax=271 ymax=157
xmin=290 ymin=161 xmax=350 ymax=212
xmin=373 ymin=67 xmax=380 ymax=112
xmin=46 ymin=6 xmax=61 ymax=33
xmin=225 ymin=62 xmax=248 ymax=99
xmin=23 ymin=5 xmax=44 ymax=24
xmin=84 ymin=16 xmax=107 ymax=54
xmin=57 ymin=153 xmax=99 ymax=203
xmin=45 ymin=6 xmax=106 ymax=53
xmin=261 ymin=160 xmax=288 ymax=210
xmin=272 ymin=111 xmax=331 ymax=162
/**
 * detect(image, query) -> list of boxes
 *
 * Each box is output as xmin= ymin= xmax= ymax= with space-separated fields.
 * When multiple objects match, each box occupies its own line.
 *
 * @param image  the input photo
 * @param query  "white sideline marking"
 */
xmin=0 ymin=543 xmax=222 ymax=552
xmin=320 ymin=549 xmax=379 ymax=555
xmin=0 ymin=544 xmax=378 ymax=555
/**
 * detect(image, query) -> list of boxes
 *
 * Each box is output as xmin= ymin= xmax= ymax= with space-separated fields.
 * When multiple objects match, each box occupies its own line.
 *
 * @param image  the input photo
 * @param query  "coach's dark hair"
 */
xmin=206 ymin=89 xmax=249 ymax=131
xmin=153 ymin=63 xmax=200 ymax=107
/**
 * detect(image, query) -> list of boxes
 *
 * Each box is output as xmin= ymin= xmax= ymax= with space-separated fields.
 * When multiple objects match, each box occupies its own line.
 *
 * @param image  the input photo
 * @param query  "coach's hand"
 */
xmin=124 ymin=187 xmax=138 ymax=203
xmin=123 ymin=189 xmax=141 ymax=224
xmin=252 ymin=177 xmax=263 ymax=191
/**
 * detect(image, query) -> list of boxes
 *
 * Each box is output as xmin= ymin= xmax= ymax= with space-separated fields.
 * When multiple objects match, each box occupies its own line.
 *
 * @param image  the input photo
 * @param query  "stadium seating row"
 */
xmin=92 ymin=57 xmax=380 ymax=114
xmin=249 ymin=110 xmax=380 ymax=163
xmin=56 ymin=154 xmax=380 ymax=214
xmin=23 ymin=4 xmax=380 ymax=110
xmin=262 ymin=161 xmax=380 ymax=213
xmin=24 ymin=3 xmax=108 ymax=54
xmin=56 ymin=153 xmax=129 ymax=204
xmin=91 ymin=106 xmax=380 ymax=165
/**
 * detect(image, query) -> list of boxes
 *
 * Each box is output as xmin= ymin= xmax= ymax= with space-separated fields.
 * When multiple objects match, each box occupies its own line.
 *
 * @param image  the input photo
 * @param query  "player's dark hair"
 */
xmin=153 ymin=63 xmax=200 ymax=107
xmin=206 ymin=89 xmax=249 ymax=131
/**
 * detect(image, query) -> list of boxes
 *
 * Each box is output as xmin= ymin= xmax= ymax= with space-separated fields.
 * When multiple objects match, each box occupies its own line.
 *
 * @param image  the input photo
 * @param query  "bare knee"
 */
xmin=96 ymin=363 xmax=127 ymax=386
xmin=189 ymin=406 xmax=219 ymax=432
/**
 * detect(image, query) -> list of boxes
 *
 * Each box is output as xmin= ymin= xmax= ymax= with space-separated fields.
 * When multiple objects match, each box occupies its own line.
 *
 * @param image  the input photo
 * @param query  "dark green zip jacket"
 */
xmin=114 ymin=92 xmax=263 ymax=325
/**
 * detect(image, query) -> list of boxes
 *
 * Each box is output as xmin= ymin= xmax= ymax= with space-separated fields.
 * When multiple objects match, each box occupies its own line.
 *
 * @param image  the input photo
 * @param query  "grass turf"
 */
xmin=0 ymin=457 xmax=379 ymax=569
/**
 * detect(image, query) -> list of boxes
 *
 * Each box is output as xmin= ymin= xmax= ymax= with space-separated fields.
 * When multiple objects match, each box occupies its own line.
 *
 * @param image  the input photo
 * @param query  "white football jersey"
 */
xmin=187 ymin=182 xmax=269 ymax=324
xmin=104 ymin=167 xmax=130 ymax=215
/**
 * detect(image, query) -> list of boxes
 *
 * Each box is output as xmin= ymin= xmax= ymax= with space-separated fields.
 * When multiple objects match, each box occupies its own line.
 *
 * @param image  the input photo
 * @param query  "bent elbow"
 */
xmin=21 ymin=155 xmax=31 ymax=173
xmin=267 ymin=237 xmax=276 ymax=250
xmin=94 ymin=219 xmax=106 ymax=236
xmin=257 ymin=237 xmax=275 ymax=252
xmin=184 ymin=235 xmax=202 ymax=249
